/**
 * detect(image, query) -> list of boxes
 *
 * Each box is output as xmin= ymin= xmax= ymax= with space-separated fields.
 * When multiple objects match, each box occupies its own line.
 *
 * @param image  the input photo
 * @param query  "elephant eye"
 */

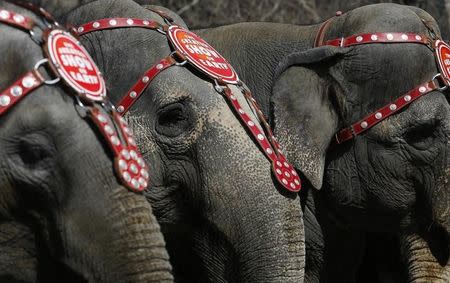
xmin=156 ymin=102 xmax=193 ymax=137
xmin=17 ymin=133 xmax=56 ymax=167
xmin=404 ymin=123 xmax=437 ymax=150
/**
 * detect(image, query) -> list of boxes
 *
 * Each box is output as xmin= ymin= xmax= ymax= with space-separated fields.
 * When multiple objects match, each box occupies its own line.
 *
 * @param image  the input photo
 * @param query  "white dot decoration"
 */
xmin=276 ymin=161 xmax=282 ymax=167
xmin=130 ymin=91 xmax=137 ymax=98
xmin=282 ymin=178 xmax=288 ymax=185
xmin=375 ymin=112 xmax=383 ymax=120
xmin=238 ymin=108 xmax=244 ymax=114
xmin=77 ymin=26 xmax=84 ymax=33
xmin=295 ymin=179 xmax=300 ymax=185
xmin=127 ymin=19 xmax=134 ymax=25
xmin=401 ymin=34 xmax=408 ymax=40
xmin=111 ymin=136 xmax=120 ymax=146
xmin=104 ymin=125 xmax=114 ymax=135
xmin=117 ymin=106 xmax=125 ymax=113
xmin=419 ymin=86 xmax=426 ymax=93
xmin=122 ymin=149 xmax=130 ymax=160
xmin=404 ymin=95 xmax=412 ymax=102
xmin=387 ymin=33 xmax=394 ymax=40
xmin=290 ymin=183 xmax=296 ymax=189
xmin=266 ymin=148 xmax=273 ymax=155
xmin=109 ymin=19 xmax=117 ymax=26
xmin=389 ymin=104 xmax=397 ymax=111
xmin=361 ymin=121 xmax=368 ymax=129
xmin=130 ymin=150 xmax=138 ymax=160
xmin=0 ymin=10 xmax=10 ymax=19
xmin=97 ymin=114 xmax=107 ymax=123
xmin=291 ymin=170 xmax=297 ymax=176
xmin=22 ymin=77 xmax=35 ymax=88
xmin=356 ymin=36 xmax=363 ymax=42
xmin=415 ymin=35 xmax=422 ymax=41
xmin=93 ymin=22 xmax=100 ymax=28
xmin=371 ymin=34 xmax=378 ymax=41
xmin=247 ymin=121 xmax=255 ymax=127
xmin=141 ymin=169 xmax=149 ymax=178
xmin=156 ymin=64 xmax=163 ymax=70
xmin=131 ymin=179 xmax=139 ymax=189
xmin=284 ymin=162 xmax=290 ymax=168
xmin=142 ymin=76 xmax=149 ymax=83
xmin=0 ymin=95 xmax=11 ymax=106
xmin=139 ymin=178 xmax=147 ymax=187
xmin=13 ymin=14 xmax=24 ymax=23
xmin=130 ymin=164 xmax=138 ymax=174
xmin=257 ymin=134 xmax=264 ymax=140
xmin=119 ymin=159 xmax=128 ymax=170
xmin=10 ymin=86 xmax=22 ymax=97
xmin=230 ymin=95 xmax=236 ymax=100
xmin=123 ymin=171 xmax=131 ymax=182
xmin=284 ymin=171 xmax=291 ymax=178
xmin=276 ymin=169 xmax=282 ymax=175
xmin=143 ymin=20 xmax=150 ymax=25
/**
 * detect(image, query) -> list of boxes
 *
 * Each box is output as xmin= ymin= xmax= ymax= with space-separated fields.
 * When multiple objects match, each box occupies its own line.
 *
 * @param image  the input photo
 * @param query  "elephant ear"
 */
xmin=272 ymin=46 xmax=347 ymax=190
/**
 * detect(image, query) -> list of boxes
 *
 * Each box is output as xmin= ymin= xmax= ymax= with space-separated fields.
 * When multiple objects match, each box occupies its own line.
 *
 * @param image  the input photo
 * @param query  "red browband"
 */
xmin=0 ymin=7 xmax=149 ymax=192
xmin=75 ymin=14 xmax=302 ymax=192
xmin=314 ymin=12 xmax=449 ymax=144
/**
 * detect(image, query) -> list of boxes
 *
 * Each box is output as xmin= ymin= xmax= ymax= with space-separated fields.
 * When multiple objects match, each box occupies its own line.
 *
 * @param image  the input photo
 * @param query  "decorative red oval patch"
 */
xmin=435 ymin=40 xmax=450 ymax=86
xmin=168 ymin=26 xmax=239 ymax=84
xmin=46 ymin=30 xmax=106 ymax=101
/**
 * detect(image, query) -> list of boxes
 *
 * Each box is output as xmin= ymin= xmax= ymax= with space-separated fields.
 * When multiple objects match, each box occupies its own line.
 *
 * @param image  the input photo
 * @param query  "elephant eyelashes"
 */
xmin=156 ymin=102 xmax=193 ymax=137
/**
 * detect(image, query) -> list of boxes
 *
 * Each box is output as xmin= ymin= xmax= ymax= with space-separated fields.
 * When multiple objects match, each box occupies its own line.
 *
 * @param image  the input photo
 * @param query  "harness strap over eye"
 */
xmin=75 ymin=16 xmax=303 ymax=192
xmin=314 ymin=11 xmax=449 ymax=144
xmin=0 ymin=6 xmax=149 ymax=192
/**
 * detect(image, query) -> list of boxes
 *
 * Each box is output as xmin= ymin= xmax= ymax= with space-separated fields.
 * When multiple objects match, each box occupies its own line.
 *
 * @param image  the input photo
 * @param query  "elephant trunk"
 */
xmin=400 ymin=232 xmax=450 ymax=283
xmin=104 ymin=187 xmax=174 ymax=282
xmin=237 ymin=197 xmax=305 ymax=283
xmin=62 ymin=186 xmax=173 ymax=283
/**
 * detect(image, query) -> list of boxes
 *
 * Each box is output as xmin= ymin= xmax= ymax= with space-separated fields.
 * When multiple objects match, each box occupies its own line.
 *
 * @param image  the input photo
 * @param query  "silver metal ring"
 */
xmin=170 ymin=51 xmax=188 ymax=66
xmin=432 ymin=73 xmax=448 ymax=91
xmin=33 ymin=58 xmax=61 ymax=85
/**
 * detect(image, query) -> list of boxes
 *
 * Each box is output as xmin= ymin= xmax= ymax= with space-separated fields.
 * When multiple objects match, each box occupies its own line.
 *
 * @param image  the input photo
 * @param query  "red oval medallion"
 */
xmin=46 ymin=30 xmax=106 ymax=101
xmin=168 ymin=26 xmax=239 ymax=84
xmin=435 ymin=40 xmax=450 ymax=86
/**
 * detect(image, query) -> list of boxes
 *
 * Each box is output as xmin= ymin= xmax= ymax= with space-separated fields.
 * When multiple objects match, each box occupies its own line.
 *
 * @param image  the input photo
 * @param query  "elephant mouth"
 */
xmin=422 ymin=223 xmax=450 ymax=265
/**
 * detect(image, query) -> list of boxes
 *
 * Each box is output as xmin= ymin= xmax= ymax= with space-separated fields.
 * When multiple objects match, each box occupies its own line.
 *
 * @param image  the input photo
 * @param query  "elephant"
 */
xmin=195 ymin=3 xmax=450 ymax=282
xmin=61 ymin=1 xmax=307 ymax=282
xmin=0 ymin=1 xmax=174 ymax=282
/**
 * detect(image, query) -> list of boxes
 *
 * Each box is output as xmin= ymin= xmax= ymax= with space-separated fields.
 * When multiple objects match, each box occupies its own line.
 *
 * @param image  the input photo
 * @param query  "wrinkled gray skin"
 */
xmin=197 ymin=3 xmax=450 ymax=282
xmin=0 ymin=1 xmax=173 ymax=282
xmin=65 ymin=1 xmax=306 ymax=282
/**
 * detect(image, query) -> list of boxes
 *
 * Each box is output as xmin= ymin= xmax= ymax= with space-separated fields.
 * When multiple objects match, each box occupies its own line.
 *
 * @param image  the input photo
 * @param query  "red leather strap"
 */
xmin=223 ymin=87 xmax=301 ymax=192
xmin=90 ymin=108 xmax=149 ymax=192
xmin=320 ymin=32 xmax=430 ymax=48
xmin=75 ymin=18 xmax=162 ymax=35
xmin=0 ymin=71 xmax=43 ymax=116
xmin=116 ymin=55 xmax=176 ymax=114
xmin=0 ymin=9 xmax=35 ymax=31
xmin=335 ymin=80 xmax=438 ymax=144
xmin=314 ymin=11 xmax=343 ymax=47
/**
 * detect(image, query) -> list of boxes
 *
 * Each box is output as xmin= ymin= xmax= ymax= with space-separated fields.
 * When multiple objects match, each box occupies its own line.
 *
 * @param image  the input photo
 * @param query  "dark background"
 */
xmin=138 ymin=0 xmax=450 ymax=39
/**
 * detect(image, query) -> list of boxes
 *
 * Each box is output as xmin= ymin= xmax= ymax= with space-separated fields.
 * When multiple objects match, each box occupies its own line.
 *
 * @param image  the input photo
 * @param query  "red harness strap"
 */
xmin=314 ymin=12 xmax=448 ymax=144
xmin=75 ymin=17 xmax=303 ymax=192
xmin=0 ymin=7 xmax=149 ymax=193
xmin=335 ymin=80 xmax=439 ymax=143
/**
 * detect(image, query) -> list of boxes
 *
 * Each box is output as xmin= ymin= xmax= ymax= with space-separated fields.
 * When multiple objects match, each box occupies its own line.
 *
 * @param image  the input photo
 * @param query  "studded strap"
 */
xmin=116 ymin=55 xmax=176 ymax=114
xmin=0 ymin=8 xmax=34 ymax=30
xmin=75 ymin=18 xmax=162 ymax=35
xmin=222 ymin=87 xmax=301 ymax=192
xmin=0 ymin=71 xmax=43 ymax=116
xmin=90 ymin=108 xmax=149 ymax=192
xmin=319 ymin=32 xmax=430 ymax=48
xmin=335 ymin=81 xmax=438 ymax=144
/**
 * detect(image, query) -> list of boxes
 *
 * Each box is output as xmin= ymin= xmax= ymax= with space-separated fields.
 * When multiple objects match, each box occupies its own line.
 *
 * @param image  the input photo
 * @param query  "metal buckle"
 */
xmin=432 ymin=73 xmax=448 ymax=91
xmin=214 ymin=79 xmax=225 ymax=94
xmin=170 ymin=51 xmax=188 ymax=66
xmin=34 ymin=58 xmax=60 ymax=85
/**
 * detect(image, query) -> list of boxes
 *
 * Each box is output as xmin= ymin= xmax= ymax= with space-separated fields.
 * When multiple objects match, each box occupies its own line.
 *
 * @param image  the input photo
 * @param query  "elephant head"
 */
xmin=66 ymin=1 xmax=306 ymax=282
xmin=0 ymin=1 xmax=173 ymax=282
xmin=273 ymin=3 xmax=449 ymax=281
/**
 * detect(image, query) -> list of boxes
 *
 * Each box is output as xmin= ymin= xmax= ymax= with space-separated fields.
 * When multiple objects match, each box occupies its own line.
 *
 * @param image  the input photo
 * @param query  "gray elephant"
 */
xmin=63 ymin=1 xmax=307 ymax=282
xmin=0 ymin=1 xmax=173 ymax=282
xmin=195 ymin=3 xmax=450 ymax=282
